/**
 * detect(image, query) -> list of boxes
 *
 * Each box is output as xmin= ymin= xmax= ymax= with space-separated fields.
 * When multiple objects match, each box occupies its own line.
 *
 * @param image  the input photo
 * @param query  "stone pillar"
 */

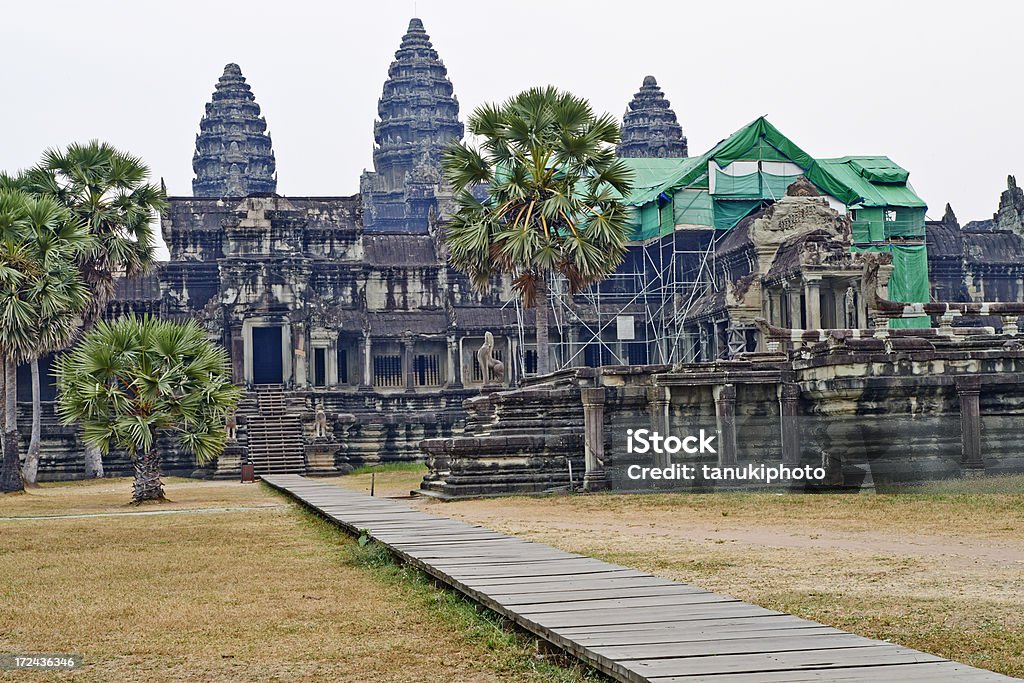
xmin=956 ymin=375 xmax=984 ymax=473
xmin=359 ymin=334 xmax=372 ymax=390
xmin=715 ymin=384 xmax=738 ymax=468
xmin=779 ymin=381 xmax=801 ymax=466
xmin=572 ymin=325 xmax=585 ymax=368
xmin=768 ymin=290 xmax=783 ymax=327
xmin=787 ymin=286 xmax=803 ymax=330
xmin=230 ymin=324 xmax=244 ymax=385
xmin=446 ymin=335 xmax=462 ymax=388
xmin=833 ymin=288 xmax=846 ymax=328
xmin=402 ymin=334 xmax=415 ymax=391
xmin=292 ymin=322 xmax=307 ymax=389
xmin=804 ymin=277 xmax=822 ymax=330
xmin=647 ymin=386 xmax=670 ymax=468
xmin=581 ymin=387 xmax=609 ymax=491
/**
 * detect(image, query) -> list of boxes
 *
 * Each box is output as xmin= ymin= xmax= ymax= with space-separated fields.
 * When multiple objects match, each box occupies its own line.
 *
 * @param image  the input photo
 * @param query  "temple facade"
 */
xmin=15 ymin=16 xmax=1024 ymax=485
xmin=927 ymin=177 xmax=1024 ymax=306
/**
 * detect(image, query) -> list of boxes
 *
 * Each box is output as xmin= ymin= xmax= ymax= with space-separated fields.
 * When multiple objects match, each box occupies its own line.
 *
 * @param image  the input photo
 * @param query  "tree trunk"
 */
xmin=132 ymin=446 xmax=165 ymax=504
xmin=0 ymin=359 xmax=24 ymax=493
xmin=22 ymin=358 xmax=42 ymax=485
xmin=535 ymin=278 xmax=551 ymax=376
xmin=83 ymin=442 xmax=104 ymax=479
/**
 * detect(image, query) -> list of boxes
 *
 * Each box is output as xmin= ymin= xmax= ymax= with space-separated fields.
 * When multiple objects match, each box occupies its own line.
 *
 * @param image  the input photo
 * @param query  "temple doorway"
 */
xmin=252 ymin=326 xmax=283 ymax=385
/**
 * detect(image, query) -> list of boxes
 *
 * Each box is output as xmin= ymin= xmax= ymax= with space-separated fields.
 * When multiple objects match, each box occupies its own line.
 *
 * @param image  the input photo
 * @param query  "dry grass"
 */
xmin=0 ymin=478 xmax=280 ymax=518
xmin=378 ymin=476 xmax=1023 ymax=679
xmin=0 ymin=478 xmax=599 ymax=683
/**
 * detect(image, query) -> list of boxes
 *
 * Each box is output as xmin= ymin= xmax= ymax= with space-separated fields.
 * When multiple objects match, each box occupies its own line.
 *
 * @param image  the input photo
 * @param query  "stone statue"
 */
xmin=314 ymin=401 xmax=328 ymax=439
xmin=844 ymin=286 xmax=857 ymax=327
xmin=225 ymin=411 xmax=237 ymax=442
xmin=476 ymin=331 xmax=505 ymax=384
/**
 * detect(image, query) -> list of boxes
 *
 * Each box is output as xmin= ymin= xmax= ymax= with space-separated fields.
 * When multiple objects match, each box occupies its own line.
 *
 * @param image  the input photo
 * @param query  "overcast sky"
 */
xmin=3 ymin=0 xmax=1022 ymax=258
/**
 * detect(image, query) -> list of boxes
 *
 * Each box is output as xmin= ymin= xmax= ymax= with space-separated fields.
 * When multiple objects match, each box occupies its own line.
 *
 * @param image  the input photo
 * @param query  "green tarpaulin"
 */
xmin=853 ymin=244 xmax=930 ymax=329
xmin=714 ymin=200 xmax=762 ymax=231
xmin=818 ymin=157 xmax=926 ymax=208
xmin=674 ymin=189 xmax=713 ymax=227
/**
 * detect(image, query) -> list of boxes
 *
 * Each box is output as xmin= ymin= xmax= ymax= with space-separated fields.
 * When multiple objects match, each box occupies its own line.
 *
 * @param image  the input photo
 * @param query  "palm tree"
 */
xmin=24 ymin=141 xmax=166 ymax=478
xmin=441 ymin=87 xmax=634 ymax=375
xmin=0 ymin=189 xmax=90 ymax=492
xmin=56 ymin=315 xmax=241 ymax=504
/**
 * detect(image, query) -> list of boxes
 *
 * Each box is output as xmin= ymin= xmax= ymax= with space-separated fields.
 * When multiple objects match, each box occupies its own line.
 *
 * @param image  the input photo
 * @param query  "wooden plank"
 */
xmin=561 ymin=625 xmax=845 ymax=649
xmin=261 ymin=475 xmax=1016 ymax=683
xmin=590 ymin=633 xmax=881 ymax=660
xmin=647 ymin=661 xmax=1014 ymax=682
xmin=622 ymin=645 xmax=943 ymax=678
xmin=492 ymin=585 xmax=710 ymax=604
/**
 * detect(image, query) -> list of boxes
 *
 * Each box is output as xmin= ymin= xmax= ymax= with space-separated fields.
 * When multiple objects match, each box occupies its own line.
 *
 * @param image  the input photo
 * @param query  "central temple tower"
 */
xmin=360 ymin=18 xmax=464 ymax=233
xmin=617 ymin=75 xmax=688 ymax=159
xmin=192 ymin=63 xmax=277 ymax=197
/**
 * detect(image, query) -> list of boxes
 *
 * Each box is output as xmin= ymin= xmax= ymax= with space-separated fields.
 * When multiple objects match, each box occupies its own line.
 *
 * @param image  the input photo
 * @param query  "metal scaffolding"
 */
xmin=510 ymin=183 xmax=727 ymax=376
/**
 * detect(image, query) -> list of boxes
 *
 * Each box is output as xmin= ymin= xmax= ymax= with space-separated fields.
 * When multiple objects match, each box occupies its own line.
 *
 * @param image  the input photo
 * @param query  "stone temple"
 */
xmin=15 ymin=17 xmax=1024 ymax=490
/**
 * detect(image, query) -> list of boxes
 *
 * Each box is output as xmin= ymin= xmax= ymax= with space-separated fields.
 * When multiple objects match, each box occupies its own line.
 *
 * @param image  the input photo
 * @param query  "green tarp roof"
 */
xmin=621 ymin=116 xmax=926 ymax=210
xmin=618 ymin=157 xmax=705 ymax=205
xmin=818 ymin=157 xmax=925 ymax=208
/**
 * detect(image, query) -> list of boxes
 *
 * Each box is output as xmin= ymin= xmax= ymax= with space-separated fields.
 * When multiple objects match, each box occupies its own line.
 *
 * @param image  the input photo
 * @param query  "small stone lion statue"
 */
xmin=314 ymin=401 xmax=328 ymax=439
xmin=477 ymin=331 xmax=505 ymax=384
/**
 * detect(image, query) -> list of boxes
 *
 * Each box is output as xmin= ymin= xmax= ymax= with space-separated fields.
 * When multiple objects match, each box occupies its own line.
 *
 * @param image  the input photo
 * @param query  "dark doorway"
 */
xmin=313 ymin=348 xmax=326 ymax=387
xmin=252 ymin=326 xmax=283 ymax=385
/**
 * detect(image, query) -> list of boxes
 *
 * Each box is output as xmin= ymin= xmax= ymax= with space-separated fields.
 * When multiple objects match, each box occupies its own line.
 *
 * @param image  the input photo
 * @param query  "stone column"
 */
xmin=230 ymin=324 xmax=244 ymax=385
xmin=566 ymin=325 xmax=579 ymax=368
xmin=768 ymin=290 xmax=783 ymax=327
xmin=292 ymin=322 xmax=307 ymax=389
xmin=402 ymin=334 xmax=415 ymax=391
xmin=647 ymin=386 xmax=670 ymax=468
xmin=833 ymin=288 xmax=846 ymax=328
xmin=779 ymin=381 xmax=801 ymax=466
xmin=359 ymin=334 xmax=372 ymax=390
xmin=804 ymin=277 xmax=822 ymax=330
xmin=446 ymin=335 xmax=462 ymax=388
xmin=787 ymin=286 xmax=803 ymax=330
xmin=715 ymin=384 xmax=738 ymax=468
xmin=582 ymin=387 xmax=609 ymax=491
xmin=956 ymin=375 xmax=984 ymax=473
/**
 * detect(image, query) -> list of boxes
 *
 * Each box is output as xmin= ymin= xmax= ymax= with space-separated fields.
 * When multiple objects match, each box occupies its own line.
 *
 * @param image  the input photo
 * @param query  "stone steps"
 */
xmin=243 ymin=387 xmax=306 ymax=475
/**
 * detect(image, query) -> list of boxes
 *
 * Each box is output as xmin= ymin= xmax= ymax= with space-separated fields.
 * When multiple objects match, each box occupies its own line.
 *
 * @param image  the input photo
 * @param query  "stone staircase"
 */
xmin=246 ymin=386 xmax=306 ymax=475
xmin=418 ymin=375 xmax=586 ymax=498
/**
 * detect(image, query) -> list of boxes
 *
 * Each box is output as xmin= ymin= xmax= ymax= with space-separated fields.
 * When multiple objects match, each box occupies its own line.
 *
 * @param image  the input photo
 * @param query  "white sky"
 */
xmin=3 ymin=0 xmax=1022 ymax=260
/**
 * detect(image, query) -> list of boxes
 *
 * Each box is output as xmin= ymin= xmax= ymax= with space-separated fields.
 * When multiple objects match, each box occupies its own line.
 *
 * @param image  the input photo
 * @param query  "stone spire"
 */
xmin=192 ymin=63 xmax=277 ymax=197
xmin=361 ymin=18 xmax=464 ymax=233
xmin=995 ymin=175 xmax=1024 ymax=235
xmin=617 ymin=76 xmax=688 ymax=158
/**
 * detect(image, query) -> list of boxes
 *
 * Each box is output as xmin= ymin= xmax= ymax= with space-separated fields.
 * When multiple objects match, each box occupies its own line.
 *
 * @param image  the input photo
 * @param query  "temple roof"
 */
xmin=617 ymin=76 xmax=688 ymax=159
xmin=192 ymin=63 xmax=277 ymax=197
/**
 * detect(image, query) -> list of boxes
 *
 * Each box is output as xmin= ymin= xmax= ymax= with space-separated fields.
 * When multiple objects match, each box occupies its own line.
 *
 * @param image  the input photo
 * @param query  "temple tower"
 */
xmin=995 ymin=175 xmax=1024 ymax=236
xmin=617 ymin=76 xmax=688 ymax=158
xmin=192 ymin=63 xmax=277 ymax=197
xmin=360 ymin=18 xmax=464 ymax=233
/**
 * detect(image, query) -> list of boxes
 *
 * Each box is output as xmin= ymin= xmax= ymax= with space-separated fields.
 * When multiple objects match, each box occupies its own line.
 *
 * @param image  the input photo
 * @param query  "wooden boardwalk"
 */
xmin=262 ymin=475 xmax=1017 ymax=682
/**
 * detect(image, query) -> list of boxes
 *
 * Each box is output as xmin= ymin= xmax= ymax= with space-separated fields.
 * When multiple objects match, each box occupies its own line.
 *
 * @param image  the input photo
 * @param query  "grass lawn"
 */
xmin=335 ymin=467 xmax=1024 ymax=678
xmin=0 ymin=478 xmax=599 ymax=682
